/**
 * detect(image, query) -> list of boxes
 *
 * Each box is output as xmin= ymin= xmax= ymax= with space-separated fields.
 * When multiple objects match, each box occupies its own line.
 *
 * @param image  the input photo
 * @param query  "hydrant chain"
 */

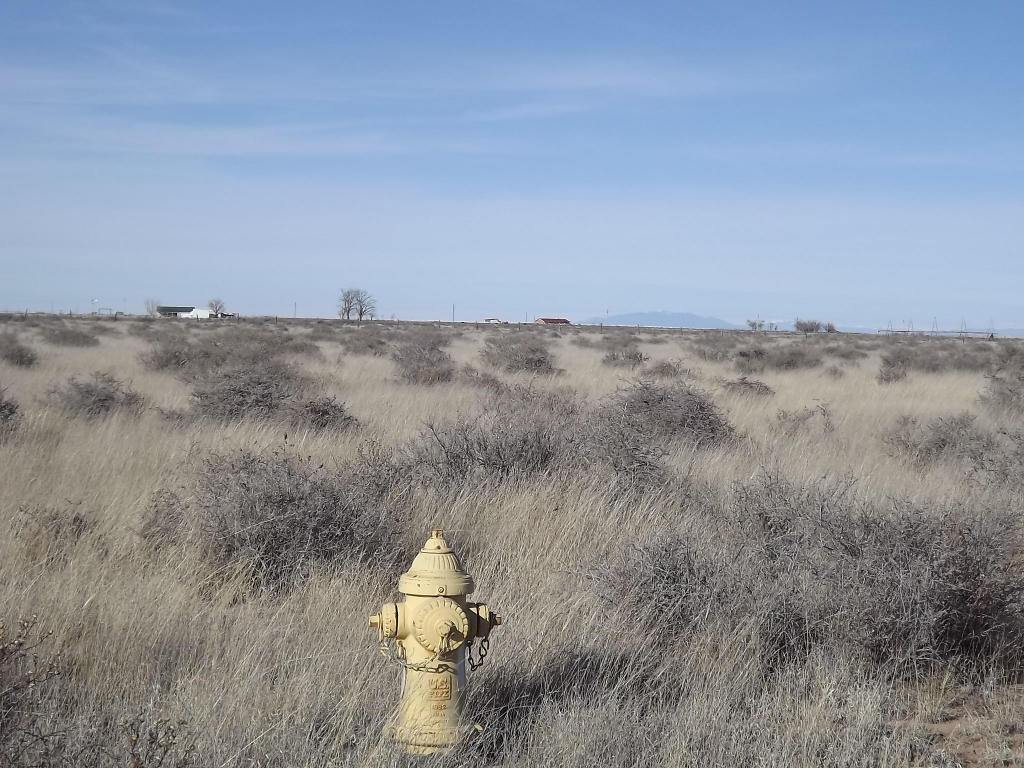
xmin=465 ymin=635 xmax=489 ymax=672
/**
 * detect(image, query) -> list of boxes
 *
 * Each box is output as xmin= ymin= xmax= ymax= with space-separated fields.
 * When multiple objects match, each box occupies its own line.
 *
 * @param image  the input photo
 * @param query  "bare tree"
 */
xmin=355 ymin=289 xmax=377 ymax=322
xmin=208 ymin=298 xmax=226 ymax=315
xmin=144 ymin=298 xmax=161 ymax=317
xmin=338 ymin=289 xmax=358 ymax=320
xmin=746 ymin=319 xmax=765 ymax=331
xmin=794 ymin=318 xmax=823 ymax=335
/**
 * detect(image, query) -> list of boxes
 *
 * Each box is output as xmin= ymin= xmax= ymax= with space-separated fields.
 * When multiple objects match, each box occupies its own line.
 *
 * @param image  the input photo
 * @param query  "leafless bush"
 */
xmin=734 ymin=346 xmax=767 ymax=373
xmin=690 ymin=334 xmax=740 ymax=361
xmin=592 ymin=531 xmax=725 ymax=634
xmin=306 ymin=322 xmax=341 ymax=341
xmin=0 ymin=388 xmax=19 ymax=438
xmin=391 ymin=342 xmax=455 ymax=385
xmin=877 ymin=339 xmax=1002 ymax=376
xmin=1 ymin=615 xmax=64 ymax=762
xmin=736 ymin=344 xmax=823 ymax=373
xmin=117 ymin=713 xmax=197 ymax=768
xmin=823 ymin=343 xmax=868 ymax=361
xmin=824 ymin=365 xmax=846 ymax=379
xmin=402 ymin=387 xmax=584 ymax=486
xmin=569 ymin=334 xmax=600 ymax=348
xmin=481 ymin=334 xmax=557 ymax=374
xmin=460 ymin=364 xmax=507 ymax=392
xmin=86 ymin=321 xmax=119 ymax=336
xmin=982 ymin=346 xmax=1024 ymax=412
xmin=597 ymin=472 xmax=1024 ymax=673
xmin=766 ymin=345 xmax=824 ymax=370
xmin=886 ymin=413 xmax=998 ymax=470
xmin=402 ymin=327 xmax=453 ymax=349
xmin=143 ymin=328 xmax=320 ymax=378
xmin=597 ymin=379 xmax=734 ymax=447
xmin=0 ymin=334 xmax=37 ymax=367
xmin=643 ymin=359 xmax=686 ymax=378
xmin=143 ymin=449 xmax=408 ymax=591
xmin=191 ymin=361 xmax=304 ymax=422
xmin=47 ymin=371 xmax=145 ymax=419
xmin=776 ymin=402 xmax=835 ymax=435
xmin=141 ymin=334 xmax=224 ymax=374
xmin=727 ymin=472 xmax=1024 ymax=670
xmin=39 ymin=325 xmax=100 ymax=347
xmin=289 ymin=396 xmax=358 ymax=434
xmin=16 ymin=502 xmax=98 ymax=567
xmin=339 ymin=325 xmax=390 ymax=356
xmin=601 ymin=346 xmax=648 ymax=368
xmin=639 ymin=332 xmax=668 ymax=345
xmin=877 ymin=353 xmax=908 ymax=383
xmin=722 ymin=377 xmax=774 ymax=396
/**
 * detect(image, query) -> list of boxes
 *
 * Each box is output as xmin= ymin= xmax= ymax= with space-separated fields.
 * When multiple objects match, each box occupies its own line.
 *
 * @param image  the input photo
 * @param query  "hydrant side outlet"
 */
xmin=370 ymin=529 xmax=501 ymax=755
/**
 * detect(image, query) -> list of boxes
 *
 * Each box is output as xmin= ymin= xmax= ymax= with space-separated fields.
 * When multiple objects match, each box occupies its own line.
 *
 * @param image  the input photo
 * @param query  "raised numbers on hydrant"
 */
xmin=369 ymin=529 xmax=502 ymax=755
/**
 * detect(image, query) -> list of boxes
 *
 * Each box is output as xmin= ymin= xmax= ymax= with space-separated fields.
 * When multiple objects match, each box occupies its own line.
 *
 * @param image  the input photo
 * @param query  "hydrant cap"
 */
xmin=398 ymin=529 xmax=475 ymax=596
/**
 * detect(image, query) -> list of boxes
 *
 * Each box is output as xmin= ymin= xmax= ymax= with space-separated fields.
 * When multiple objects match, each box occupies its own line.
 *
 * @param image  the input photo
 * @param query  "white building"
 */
xmin=157 ymin=305 xmax=215 ymax=319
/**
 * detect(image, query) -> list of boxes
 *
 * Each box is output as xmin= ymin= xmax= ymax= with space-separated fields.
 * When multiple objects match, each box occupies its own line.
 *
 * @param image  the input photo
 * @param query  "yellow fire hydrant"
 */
xmin=369 ymin=529 xmax=502 ymax=754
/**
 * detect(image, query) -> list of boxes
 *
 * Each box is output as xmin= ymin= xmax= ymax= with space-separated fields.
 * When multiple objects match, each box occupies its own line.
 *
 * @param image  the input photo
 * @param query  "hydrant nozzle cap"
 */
xmin=397 ymin=528 xmax=476 ymax=596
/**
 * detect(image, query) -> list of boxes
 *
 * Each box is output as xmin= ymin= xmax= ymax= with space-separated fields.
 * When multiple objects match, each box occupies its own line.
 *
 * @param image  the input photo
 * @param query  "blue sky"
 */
xmin=1 ymin=1 xmax=1022 ymax=326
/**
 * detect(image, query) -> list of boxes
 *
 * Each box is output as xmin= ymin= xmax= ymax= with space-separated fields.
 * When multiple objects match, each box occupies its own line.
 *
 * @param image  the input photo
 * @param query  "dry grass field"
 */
xmin=2 ymin=315 xmax=1023 ymax=767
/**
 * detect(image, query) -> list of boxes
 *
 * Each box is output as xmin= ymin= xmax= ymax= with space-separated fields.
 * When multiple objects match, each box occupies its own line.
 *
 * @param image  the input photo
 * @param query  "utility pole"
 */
xmin=452 ymin=303 xmax=455 ymax=324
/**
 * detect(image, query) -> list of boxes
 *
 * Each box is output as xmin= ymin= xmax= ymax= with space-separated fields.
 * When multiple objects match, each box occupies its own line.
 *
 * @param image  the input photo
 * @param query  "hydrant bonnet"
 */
xmin=397 ymin=529 xmax=475 ymax=596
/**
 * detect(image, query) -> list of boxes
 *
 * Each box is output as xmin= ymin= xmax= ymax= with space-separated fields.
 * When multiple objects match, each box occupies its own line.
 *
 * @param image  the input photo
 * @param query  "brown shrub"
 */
xmin=481 ymin=334 xmax=557 ymax=374
xmin=47 ymin=372 xmax=145 ymax=419
xmin=191 ymin=362 xmax=303 ymax=422
xmin=391 ymin=342 xmax=455 ymax=385
xmin=16 ymin=502 xmax=98 ymax=567
xmin=339 ymin=325 xmax=390 ymax=356
xmin=722 ymin=377 xmax=774 ymax=397
xmin=736 ymin=344 xmax=823 ymax=373
xmin=776 ymin=402 xmax=834 ymax=436
xmin=598 ymin=471 xmax=1024 ymax=673
xmin=141 ymin=334 xmax=224 ymax=374
xmin=643 ymin=359 xmax=686 ymax=378
xmin=401 ymin=387 xmax=584 ymax=486
xmin=822 ymin=343 xmax=868 ymax=361
xmin=597 ymin=379 xmax=734 ymax=447
xmin=0 ymin=388 xmax=19 ymax=438
xmin=460 ymin=364 xmax=507 ymax=392
xmin=982 ymin=346 xmax=1024 ymax=412
xmin=289 ymin=396 xmax=358 ymax=434
xmin=0 ymin=334 xmax=37 ymax=367
xmin=885 ymin=413 xmax=998 ymax=470
xmin=877 ymin=354 xmax=908 ymax=384
xmin=764 ymin=345 xmax=824 ymax=371
xmin=601 ymin=347 xmax=648 ymax=368
xmin=143 ymin=449 xmax=409 ymax=591
xmin=690 ymin=334 xmax=741 ymax=362
xmin=39 ymin=325 xmax=100 ymax=347
xmin=142 ymin=327 xmax=320 ymax=377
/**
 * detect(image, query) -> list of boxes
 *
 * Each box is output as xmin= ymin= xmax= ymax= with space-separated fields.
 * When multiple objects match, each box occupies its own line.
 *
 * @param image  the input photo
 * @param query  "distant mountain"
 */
xmin=584 ymin=311 xmax=742 ymax=329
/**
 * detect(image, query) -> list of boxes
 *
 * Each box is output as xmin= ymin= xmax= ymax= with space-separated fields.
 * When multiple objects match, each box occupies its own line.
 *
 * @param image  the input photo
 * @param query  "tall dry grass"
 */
xmin=1 ymin=317 xmax=1022 ymax=767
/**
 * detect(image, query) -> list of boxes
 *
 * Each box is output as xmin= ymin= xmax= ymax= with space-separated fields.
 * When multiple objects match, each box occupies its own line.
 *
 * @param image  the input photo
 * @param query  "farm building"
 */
xmin=535 ymin=317 xmax=571 ymax=325
xmin=157 ymin=305 xmax=214 ymax=319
